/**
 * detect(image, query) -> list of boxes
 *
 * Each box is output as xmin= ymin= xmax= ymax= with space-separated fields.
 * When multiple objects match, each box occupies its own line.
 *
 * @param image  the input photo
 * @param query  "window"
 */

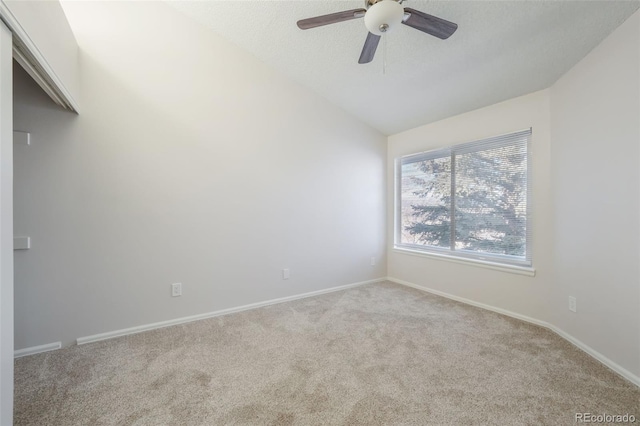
xmin=395 ymin=129 xmax=531 ymax=267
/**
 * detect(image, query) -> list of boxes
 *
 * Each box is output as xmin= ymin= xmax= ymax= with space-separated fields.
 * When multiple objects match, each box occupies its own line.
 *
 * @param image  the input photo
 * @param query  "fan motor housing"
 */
xmin=364 ymin=0 xmax=405 ymax=35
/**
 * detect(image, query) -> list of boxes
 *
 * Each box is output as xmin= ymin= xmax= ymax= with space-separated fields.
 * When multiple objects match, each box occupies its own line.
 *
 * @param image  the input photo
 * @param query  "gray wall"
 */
xmin=13 ymin=1 xmax=386 ymax=349
xmin=550 ymin=11 xmax=640 ymax=378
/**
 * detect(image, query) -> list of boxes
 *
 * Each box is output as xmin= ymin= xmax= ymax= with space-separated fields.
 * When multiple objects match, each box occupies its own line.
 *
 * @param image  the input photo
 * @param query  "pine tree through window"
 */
xmin=396 ymin=129 xmax=532 ymax=267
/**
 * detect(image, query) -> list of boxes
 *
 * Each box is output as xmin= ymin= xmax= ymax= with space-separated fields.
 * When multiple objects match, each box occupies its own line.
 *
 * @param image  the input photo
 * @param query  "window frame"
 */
xmin=394 ymin=129 xmax=533 ymax=270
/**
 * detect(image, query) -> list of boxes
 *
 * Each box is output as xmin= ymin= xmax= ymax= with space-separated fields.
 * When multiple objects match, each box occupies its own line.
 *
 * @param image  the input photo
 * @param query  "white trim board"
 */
xmin=14 ymin=342 xmax=61 ymax=358
xmin=77 ymin=277 xmax=385 ymax=346
xmin=387 ymin=276 xmax=640 ymax=388
xmin=0 ymin=1 xmax=79 ymax=112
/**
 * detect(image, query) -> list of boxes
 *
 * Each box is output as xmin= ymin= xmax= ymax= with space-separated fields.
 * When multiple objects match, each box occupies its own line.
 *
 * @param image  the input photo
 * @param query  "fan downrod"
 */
xmin=364 ymin=0 xmax=404 ymax=10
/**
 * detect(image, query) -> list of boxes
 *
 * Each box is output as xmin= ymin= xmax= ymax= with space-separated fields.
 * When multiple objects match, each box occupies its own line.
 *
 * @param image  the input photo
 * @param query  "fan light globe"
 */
xmin=364 ymin=0 xmax=404 ymax=35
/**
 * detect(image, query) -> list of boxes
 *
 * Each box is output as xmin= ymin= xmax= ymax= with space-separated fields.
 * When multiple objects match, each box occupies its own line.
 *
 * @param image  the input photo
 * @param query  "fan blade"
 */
xmin=402 ymin=8 xmax=458 ymax=39
xmin=358 ymin=32 xmax=381 ymax=64
xmin=297 ymin=9 xmax=366 ymax=30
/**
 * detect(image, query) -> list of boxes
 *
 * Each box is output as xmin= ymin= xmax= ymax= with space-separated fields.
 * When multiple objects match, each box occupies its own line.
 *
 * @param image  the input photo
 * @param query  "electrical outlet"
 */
xmin=568 ymin=296 xmax=576 ymax=313
xmin=370 ymin=257 xmax=376 ymax=266
xmin=171 ymin=283 xmax=182 ymax=297
xmin=282 ymin=269 xmax=290 ymax=280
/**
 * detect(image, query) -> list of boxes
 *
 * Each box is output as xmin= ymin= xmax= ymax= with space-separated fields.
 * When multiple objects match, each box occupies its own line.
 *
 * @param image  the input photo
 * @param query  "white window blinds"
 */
xmin=397 ymin=129 xmax=532 ymax=267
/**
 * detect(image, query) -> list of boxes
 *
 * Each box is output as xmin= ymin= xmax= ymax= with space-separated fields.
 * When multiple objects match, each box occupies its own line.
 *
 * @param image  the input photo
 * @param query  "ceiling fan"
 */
xmin=297 ymin=0 xmax=458 ymax=64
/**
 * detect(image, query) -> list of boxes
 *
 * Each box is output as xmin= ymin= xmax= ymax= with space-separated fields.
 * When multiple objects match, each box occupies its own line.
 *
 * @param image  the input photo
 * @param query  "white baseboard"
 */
xmin=387 ymin=276 xmax=640 ymax=388
xmin=77 ymin=277 xmax=386 ymax=346
xmin=387 ymin=276 xmax=550 ymax=328
xmin=548 ymin=325 xmax=640 ymax=388
xmin=14 ymin=341 xmax=61 ymax=358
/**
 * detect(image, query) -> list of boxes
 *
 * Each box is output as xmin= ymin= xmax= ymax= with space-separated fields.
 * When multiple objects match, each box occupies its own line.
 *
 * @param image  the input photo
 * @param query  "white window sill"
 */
xmin=392 ymin=247 xmax=536 ymax=277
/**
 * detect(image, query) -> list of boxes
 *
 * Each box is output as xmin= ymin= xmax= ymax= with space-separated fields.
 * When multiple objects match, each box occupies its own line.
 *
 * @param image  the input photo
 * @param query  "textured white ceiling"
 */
xmin=167 ymin=1 xmax=639 ymax=135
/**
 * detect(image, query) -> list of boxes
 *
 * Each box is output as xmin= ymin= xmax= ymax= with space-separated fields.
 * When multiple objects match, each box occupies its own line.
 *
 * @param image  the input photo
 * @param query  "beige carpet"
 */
xmin=14 ymin=281 xmax=639 ymax=425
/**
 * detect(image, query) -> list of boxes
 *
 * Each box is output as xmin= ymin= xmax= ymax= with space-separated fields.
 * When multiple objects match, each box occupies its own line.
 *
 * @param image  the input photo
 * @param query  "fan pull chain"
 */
xmin=382 ymin=33 xmax=387 ymax=75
